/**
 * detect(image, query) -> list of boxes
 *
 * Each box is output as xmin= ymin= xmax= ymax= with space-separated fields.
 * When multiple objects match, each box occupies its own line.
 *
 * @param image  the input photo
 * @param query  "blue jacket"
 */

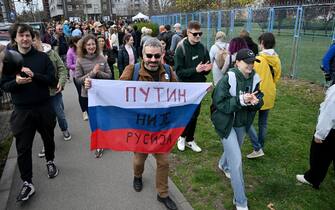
xmin=322 ymin=44 xmax=335 ymax=73
xmin=63 ymin=24 xmax=71 ymax=37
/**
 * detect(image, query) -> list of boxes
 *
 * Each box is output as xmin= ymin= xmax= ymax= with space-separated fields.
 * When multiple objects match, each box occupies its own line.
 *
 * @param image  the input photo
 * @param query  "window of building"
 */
xmin=67 ymin=5 xmax=72 ymax=11
xmin=86 ymin=4 xmax=92 ymax=8
xmin=76 ymin=5 xmax=79 ymax=9
xmin=67 ymin=0 xmax=71 ymax=2
xmin=102 ymin=4 xmax=107 ymax=10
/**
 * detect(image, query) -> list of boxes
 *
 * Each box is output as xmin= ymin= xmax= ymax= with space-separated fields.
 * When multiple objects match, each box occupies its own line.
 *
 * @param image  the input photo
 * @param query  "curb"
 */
xmin=0 ymin=140 xmax=193 ymax=210
xmin=0 ymin=138 xmax=17 ymax=210
xmin=148 ymin=156 xmax=193 ymax=210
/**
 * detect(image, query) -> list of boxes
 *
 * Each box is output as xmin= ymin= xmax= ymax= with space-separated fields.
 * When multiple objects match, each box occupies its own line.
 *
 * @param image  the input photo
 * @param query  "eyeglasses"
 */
xmin=189 ymin=31 xmax=203 ymax=37
xmin=145 ymin=53 xmax=161 ymax=59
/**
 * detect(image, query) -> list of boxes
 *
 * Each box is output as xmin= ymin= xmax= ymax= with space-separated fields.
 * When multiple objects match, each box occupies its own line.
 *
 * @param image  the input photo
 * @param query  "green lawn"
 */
xmin=169 ymin=79 xmax=335 ymax=210
xmin=200 ymin=25 xmax=331 ymax=85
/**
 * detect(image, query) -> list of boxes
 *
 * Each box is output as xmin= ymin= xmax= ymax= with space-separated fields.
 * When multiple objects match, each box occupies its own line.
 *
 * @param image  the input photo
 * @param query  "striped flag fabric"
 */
xmin=88 ymin=80 xmax=211 ymax=153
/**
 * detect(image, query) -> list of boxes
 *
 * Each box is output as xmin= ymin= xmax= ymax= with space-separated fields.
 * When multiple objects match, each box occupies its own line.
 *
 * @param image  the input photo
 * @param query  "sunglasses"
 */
xmin=189 ymin=31 xmax=203 ymax=37
xmin=145 ymin=53 xmax=161 ymax=59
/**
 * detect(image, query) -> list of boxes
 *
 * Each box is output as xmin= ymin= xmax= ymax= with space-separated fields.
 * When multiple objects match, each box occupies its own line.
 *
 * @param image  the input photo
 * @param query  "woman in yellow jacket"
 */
xmin=246 ymin=32 xmax=281 ymax=159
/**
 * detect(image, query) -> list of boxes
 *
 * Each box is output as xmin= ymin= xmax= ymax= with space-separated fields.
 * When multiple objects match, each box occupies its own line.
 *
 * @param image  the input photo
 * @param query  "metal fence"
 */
xmin=151 ymin=3 xmax=335 ymax=84
xmin=0 ymin=89 xmax=13 ymax=111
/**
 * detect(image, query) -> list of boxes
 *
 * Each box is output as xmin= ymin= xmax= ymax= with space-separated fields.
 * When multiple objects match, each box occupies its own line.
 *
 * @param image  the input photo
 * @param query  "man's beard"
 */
xmin=144 ymin=61 xmax=160 ymax=72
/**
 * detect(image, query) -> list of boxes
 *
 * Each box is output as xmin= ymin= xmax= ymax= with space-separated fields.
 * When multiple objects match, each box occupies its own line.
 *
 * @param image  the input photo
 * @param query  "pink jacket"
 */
xmin=66 ymin=47 xmax=78 ymax=78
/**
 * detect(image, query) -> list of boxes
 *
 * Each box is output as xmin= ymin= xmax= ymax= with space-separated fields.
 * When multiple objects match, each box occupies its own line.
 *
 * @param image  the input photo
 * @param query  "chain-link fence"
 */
xmin=151 ymin=3 xmax=335 ymax=84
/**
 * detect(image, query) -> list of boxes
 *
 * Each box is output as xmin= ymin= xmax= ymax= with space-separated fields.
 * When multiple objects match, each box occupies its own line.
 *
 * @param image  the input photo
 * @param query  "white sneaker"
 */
xmin=218 ymin=163 xmax=231 ymax=179
xmin=236 ymin=205 xmax=249 ymax=210
xmin=177 ymin=137 xmax=186 ymax=151
xmin=296 ymin=174 xmax=312 ymax=185
xmin=186 ymin=140 xmax=202 ymax=152
xmin=246 ymin=149 xmax=264 ymax=159
xmin=83 ymin=111 xmax=88 ymax=121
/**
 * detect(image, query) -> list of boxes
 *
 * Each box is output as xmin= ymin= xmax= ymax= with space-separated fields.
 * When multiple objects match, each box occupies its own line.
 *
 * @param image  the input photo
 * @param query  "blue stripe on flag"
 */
xmin=88 ymin=104 xmax=199 ymax=132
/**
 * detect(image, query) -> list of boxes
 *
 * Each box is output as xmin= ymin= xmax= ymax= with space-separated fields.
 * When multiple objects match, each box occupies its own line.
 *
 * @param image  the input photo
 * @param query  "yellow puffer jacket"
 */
xmin=254 ymin=50 xmax=281 ymax=110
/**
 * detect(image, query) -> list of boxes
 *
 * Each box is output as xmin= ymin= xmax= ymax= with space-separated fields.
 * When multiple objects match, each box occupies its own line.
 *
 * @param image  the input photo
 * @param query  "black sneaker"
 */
xmin=95 ymin=149 xmax=104 ymax=158
xmin=62 ymin=130 xmax=72 ymax=141
xmin=133 ymin=176 xmax=143 ymax=192
xmin=16 ymin=181 xmax=35 ymax=202
xmin=157 ymin=195 xmax=178 ymax=210
xmin=46 ymin=161 xmax=59 ymax=178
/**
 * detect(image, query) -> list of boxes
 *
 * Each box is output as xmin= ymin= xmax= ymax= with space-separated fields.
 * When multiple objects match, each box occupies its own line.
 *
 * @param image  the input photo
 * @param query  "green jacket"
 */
xmin=174 ymin=38 xmax=210 ymax=82
xmin=43 ymin=44 xmax=68 ymax=96
xmin=211 ymin=68 xmax=263 ymax=138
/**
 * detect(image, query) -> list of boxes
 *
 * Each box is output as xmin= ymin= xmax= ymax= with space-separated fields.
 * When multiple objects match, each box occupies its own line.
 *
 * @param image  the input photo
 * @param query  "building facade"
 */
xmin=48 ymin=0 xmax=162 ymax=20
xmin=49 ymin=0 xmax=112 ymax=21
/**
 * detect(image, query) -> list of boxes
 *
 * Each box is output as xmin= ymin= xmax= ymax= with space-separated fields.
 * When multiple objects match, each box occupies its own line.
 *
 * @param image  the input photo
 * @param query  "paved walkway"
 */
xmin=0 ymin=81 xmax=193 ymax=210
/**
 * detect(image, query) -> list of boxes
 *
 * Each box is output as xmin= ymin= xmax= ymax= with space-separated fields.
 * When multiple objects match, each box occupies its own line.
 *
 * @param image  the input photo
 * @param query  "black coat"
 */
xmin=117 ymin=45 xmax=137 ymax=74
xmin=102 ymin=48 xmax=116 ymax=79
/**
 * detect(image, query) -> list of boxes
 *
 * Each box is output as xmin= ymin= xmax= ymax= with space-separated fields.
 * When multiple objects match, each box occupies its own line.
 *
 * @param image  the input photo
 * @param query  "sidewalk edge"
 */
xmin=0 ymin=138 xmax=17 ymax=210
xmin=148 ymin=156 xmax=193 ymax=210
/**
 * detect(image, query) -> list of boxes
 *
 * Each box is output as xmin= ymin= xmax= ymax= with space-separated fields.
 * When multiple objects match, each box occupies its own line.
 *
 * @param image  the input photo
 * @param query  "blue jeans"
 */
xmin=219 ymin=127 xmax=247 ymax=208
xmin=51 ymin=92 xmax=68 ymax=131
xmin=248 ymin=109 xmax=269 ymax=151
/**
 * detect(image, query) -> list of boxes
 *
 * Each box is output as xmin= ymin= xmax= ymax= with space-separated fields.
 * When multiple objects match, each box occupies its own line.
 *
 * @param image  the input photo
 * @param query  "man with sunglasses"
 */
xmin=86 ymin=38 xmax=178 ymax=209
xmin=174 ymin=21 xmax=212 ymax=153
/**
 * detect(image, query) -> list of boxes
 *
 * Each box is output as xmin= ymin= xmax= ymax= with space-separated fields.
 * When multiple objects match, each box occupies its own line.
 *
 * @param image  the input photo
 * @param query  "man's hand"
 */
xmin=21 ymin=67 xmax=34 ymax=78
xmin=202 ymin=61 xmax=212 ymax=72
xmin=314 ymin=137 xmax=323 ymax=144
xmin=196 ymin=62 xmax=204 ymax=73
xmin=55 ymin=83 xmax=63 ymax=93
xmin=196 ymin=61 xmax=212 ymax=73
xmin=16 ymin=74 xmax=32 ymax=85
xmin=84 ymin=77 xmax=92 ymax=89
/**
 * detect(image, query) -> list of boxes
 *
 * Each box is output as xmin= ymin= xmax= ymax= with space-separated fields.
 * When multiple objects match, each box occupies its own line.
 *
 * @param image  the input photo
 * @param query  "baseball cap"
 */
xmin=236 ymin=49 xmax=260 ymax=64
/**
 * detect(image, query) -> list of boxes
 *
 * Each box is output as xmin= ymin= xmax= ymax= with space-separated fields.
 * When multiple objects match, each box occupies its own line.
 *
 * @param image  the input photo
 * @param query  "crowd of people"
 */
xmin=0 ymin=18 xmax=334 ymax=210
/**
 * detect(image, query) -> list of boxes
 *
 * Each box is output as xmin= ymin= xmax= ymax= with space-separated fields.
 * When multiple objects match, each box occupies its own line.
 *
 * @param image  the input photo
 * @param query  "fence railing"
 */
xmin=0 ymin=89 xmax=13 ymax=111
xmin=151 ymin=3 xmax=335 ymax=84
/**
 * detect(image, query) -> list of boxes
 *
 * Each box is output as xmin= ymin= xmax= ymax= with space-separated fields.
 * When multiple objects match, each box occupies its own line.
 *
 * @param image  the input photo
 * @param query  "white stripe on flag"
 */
xmin=88 ymin=80 xmax=212 ymax=108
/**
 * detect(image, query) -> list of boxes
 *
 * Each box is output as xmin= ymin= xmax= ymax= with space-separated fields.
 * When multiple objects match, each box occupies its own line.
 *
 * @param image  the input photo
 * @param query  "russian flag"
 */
xmin=88 ymin=80 xmax=211 ymax=153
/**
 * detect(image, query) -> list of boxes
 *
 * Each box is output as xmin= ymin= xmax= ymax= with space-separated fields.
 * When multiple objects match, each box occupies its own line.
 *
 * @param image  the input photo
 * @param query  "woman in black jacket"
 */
xmin=97 ymin=35 xmax=116 ymax=79
xmin=117 ymin=34 xmax=137 ymax=77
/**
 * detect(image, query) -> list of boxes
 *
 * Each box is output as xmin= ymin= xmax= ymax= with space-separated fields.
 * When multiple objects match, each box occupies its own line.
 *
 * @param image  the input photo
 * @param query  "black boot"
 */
xmin=157 ymin=194 xmax=177 ymax=210
xmin=133 ymin=177 xmax=143 ymax=192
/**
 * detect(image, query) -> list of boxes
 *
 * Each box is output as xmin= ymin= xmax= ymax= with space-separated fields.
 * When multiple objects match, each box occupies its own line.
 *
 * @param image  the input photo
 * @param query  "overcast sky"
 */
xmin=14 ymin=0 xmax=43 ymax=15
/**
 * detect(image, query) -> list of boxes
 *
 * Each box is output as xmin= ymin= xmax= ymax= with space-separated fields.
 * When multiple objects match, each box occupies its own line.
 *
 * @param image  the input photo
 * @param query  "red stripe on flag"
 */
xmin=90 ymin=128 xmax=185 ymax=153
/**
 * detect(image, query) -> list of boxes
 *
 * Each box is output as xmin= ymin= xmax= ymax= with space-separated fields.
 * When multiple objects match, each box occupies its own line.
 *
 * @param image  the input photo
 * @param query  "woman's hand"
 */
xmin=92 ymin=64 xmax=100 ymax=74
xmin=84 ymin=77 xmax=92 ymax=89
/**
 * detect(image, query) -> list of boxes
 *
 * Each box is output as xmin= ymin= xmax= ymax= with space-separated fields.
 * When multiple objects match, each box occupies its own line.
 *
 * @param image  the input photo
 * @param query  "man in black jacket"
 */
xmin=174 ymin=21 xmax=212 ymax=153
xmin=1 ymin=23 xmax=59 ymax=202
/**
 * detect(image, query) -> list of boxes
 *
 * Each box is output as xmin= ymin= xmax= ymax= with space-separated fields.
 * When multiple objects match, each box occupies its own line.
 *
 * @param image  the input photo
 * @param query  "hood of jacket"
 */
xmin=42 ymin=43 xmax=52 ymax=54
xmin=259 ymin=49 xmax=281 ymax=67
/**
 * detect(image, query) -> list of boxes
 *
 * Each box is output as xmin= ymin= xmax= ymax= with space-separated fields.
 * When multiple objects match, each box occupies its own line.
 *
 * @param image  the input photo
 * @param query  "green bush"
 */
xmin=133 ymin=22 xmax=159 ymax=37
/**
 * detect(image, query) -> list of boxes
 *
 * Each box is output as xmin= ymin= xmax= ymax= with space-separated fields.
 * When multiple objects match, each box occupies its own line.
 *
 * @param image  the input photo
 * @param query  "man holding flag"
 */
xmin=85 ymin=38 xmax=211 ymax=210
xmin=86 ymin=38 xmax=178 ymax=209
